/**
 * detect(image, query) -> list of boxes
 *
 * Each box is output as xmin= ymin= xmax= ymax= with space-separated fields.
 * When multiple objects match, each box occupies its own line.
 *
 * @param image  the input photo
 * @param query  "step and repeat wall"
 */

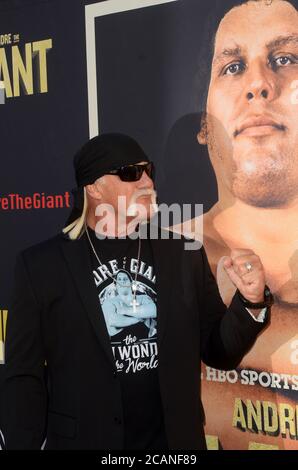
xmin=0 ymin=0 xmax=297 ymax=450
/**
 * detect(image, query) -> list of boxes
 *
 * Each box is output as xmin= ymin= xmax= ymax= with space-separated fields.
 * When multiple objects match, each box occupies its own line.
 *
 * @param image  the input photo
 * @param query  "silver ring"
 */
xmin=245 ymin=262 xmax=253 ymax=273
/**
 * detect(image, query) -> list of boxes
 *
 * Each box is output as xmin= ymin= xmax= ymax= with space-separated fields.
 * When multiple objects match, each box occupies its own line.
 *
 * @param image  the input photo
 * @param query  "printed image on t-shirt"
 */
xmin=92 ymin=255 xmax=158 ymax=376
xmin=100 ymin=269 xmax=157 ymax=338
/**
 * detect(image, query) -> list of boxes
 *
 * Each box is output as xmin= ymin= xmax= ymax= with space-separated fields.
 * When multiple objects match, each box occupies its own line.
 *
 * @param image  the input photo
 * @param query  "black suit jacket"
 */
xmin=1 ymin=231 xmax=268 ymax=450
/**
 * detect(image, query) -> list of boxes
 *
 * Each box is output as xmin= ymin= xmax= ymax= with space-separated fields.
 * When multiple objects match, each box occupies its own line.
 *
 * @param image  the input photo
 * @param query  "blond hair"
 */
xmin=62 ymin=187 xmax=88 ymax=240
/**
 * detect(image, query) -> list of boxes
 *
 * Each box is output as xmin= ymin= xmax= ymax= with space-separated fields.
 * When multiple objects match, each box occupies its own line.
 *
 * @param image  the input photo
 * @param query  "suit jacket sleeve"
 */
xmin=199 ymin=246 xmax=269 ymax=370
xmin=1 ymin=252 xmax=47 ymax=449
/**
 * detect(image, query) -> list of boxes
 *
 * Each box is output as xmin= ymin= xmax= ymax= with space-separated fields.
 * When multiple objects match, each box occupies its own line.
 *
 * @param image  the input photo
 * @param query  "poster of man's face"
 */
xmin=201 ymin=1 xmax=298 ymax=206
xmin=88 ymin=0 xmax=298 ymax=449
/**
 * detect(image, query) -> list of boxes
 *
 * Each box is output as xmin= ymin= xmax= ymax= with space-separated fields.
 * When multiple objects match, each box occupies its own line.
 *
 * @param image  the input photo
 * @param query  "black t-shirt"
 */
xmin=87 ymin=227 xmax=168 ymax=450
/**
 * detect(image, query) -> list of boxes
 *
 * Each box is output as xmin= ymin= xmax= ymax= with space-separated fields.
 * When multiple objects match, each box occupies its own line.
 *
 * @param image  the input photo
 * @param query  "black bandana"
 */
xmin=74 ymin=133 xmax=149 ymax=187
xmin=66 ymin=133 xmax=150 ymax=225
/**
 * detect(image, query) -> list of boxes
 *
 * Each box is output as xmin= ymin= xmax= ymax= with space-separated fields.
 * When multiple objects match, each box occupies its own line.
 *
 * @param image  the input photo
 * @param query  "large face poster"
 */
xmin=87 ymin=0 xmax=298 ymax=450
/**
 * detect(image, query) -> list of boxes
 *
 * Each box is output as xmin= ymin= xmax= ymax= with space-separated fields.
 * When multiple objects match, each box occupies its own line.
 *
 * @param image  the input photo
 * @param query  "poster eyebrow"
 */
xmin=213 ymin=45 xmax=242 ymax=65
xmin=212 ymin=34 xmax=298 ymax=67
xmin=266 ymin=34 xmax=298 ymax=50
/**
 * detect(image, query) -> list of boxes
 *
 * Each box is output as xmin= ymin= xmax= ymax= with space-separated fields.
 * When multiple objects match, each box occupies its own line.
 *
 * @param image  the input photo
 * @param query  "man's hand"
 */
xmin=222 ymin=249 xmax=265 ymax=303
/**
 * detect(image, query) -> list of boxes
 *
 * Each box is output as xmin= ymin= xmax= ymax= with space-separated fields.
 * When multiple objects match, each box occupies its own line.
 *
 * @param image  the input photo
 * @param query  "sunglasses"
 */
xmin=107 ymin=162 xmax=155 ymax=182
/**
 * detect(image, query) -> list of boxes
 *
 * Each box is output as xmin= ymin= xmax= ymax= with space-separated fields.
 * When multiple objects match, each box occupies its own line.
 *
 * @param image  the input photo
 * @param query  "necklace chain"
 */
xmin=85 ymin=223 xmax=142 ymax=308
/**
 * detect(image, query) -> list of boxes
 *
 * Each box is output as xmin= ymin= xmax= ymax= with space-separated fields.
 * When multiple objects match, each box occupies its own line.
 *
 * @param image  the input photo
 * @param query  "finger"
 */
xmin=223 ymin=263 xmax=246 ymax=291
xmin=230 ymin=248 xmax=255 ymax=259
xmin=238 ymin=273 xmax=265 ymax=289
xmin=224 ymin=255 xmax=264 ymax=282
xmin=236 ymin=265 xmax=263 ymax=281
xmin=231 ymin=255 xmax=262 ymax=277
xmin=230 ymin=253 xmax=261 ymax=266
xmin=224 ymin=264 xmax=265 ymax=302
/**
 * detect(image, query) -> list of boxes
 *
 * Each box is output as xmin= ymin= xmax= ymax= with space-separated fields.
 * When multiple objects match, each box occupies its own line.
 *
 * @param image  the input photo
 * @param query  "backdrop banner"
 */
xmin=1 ymin=0 xmax=297 ymax=450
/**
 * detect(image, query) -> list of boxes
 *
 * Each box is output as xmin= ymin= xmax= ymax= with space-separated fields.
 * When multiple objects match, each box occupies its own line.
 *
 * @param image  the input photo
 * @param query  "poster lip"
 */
xmin=85 ymin=0 xmax=178 ymax=138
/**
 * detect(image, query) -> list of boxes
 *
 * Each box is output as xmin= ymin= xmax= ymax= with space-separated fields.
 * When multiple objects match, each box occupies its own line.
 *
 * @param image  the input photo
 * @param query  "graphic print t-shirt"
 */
xmin=88 ymin=228 xmax=167 ymax=450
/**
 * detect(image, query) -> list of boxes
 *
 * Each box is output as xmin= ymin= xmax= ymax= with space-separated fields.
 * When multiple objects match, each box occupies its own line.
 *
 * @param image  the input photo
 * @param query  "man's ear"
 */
xmin=85 ymin=182 xmax=102 ymax=201
xmin=197 ymin=112 xmax=208 ymax=145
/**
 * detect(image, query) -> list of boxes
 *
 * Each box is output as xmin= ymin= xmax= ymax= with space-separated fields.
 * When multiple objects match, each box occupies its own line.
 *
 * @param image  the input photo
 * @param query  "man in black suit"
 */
xmin=1 ymin=133 xmax=272 ymax=450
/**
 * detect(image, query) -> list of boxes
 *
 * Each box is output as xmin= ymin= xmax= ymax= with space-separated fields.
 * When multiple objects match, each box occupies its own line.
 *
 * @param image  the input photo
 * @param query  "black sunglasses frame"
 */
xmin=107 ymin=162 xmax=155 ymax=182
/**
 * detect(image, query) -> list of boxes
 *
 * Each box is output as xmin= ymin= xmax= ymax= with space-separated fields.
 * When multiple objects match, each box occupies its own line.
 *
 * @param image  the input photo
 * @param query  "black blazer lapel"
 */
xmin=61 ymin=234 xmax=115 ymax=368
xmin=150 ymin=237 xmax=174 ymax=351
